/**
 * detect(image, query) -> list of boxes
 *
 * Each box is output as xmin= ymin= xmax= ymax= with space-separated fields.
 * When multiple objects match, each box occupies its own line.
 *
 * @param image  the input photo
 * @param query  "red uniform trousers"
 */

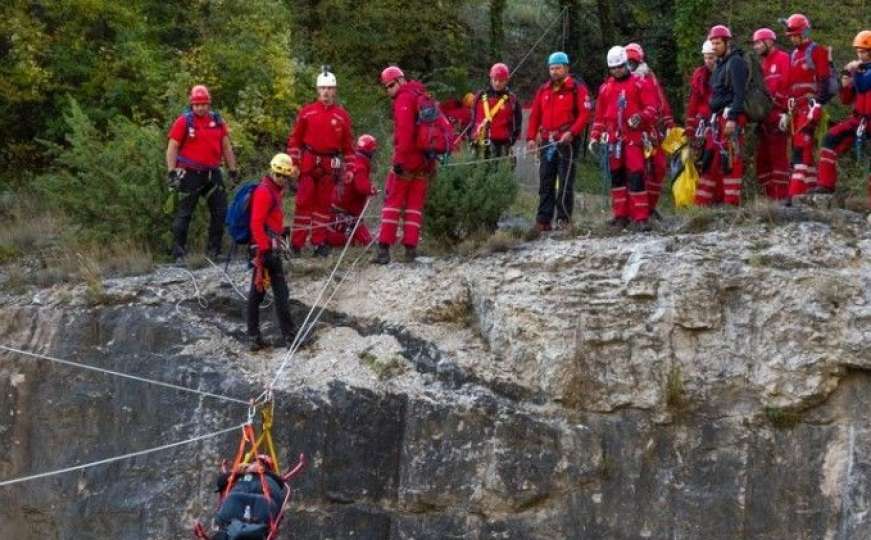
xmin=787 ymin=100 xmax=824 ymax=197
xmin=695 ymin=115 xmax=746 ymax=206
xmin=326 ymin=214 xmax=373 ymax=247
xmin=609 ymin=142 xmax=650 ymax=222
xmin=755 ymin=116 xmax=790 ymax=200
xmin=378 ymin=171 xmax=429 ymax=248
xmin=818 ymin=116 xmax=868 ymax=198
xmin=291 ymin=168 xmax=336 ymax=249
xmin=646 ymin=145 xmax=667 ymax=209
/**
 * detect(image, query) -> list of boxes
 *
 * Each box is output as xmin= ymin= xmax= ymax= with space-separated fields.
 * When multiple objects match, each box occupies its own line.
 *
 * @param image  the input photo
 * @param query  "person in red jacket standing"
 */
xmin=327 ymin=134 xmax=378 ymax=247
xmin=752 ymin=27 xmax=791 ymax=200
xmin=685 ymin=40 xmax=716 ymax=146
xmin=625 ymin=42 xmax=674 ymax=213
xmin=373 ymin=66 xmax=437 ymax=264
xmin=471 ymin=63 xmax=523 ymax=160
xmin=816 ymin=31 xmax=871 ymax=200
xmin=776 ymin=13 xmax=833 ymax=199
xmin=247 ymin=153 xmax=300 ymax=352
xmin=286 ymin=68 xmax=355 ymax=257
xmin=166 ymin=84 xmax=238 ymax=262
xmin=526 ymin=51 xmax=591 ymax=231
xmin=590 ymin=46 xmax=659 ymax=230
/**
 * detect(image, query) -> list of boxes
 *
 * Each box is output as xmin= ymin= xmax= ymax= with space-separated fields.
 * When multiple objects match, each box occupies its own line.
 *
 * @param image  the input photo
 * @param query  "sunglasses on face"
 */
xmin=385 ymin=81 xmax=399 ymax=90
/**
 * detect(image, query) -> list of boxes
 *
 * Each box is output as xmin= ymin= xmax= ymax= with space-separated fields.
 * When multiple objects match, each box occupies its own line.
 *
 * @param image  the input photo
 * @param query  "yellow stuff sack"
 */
xmin=672 ymin=147 xmax=698 ymax=208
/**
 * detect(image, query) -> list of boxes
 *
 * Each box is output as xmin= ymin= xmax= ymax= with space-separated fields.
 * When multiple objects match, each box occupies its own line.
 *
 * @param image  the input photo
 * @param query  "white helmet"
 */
xmin=607 ymin=46 xmax=628 ymax=68
xmin=316 ymin=71 xmax=337 ymax=88
xmin=701 ymin=40 xmax=715 ymax=55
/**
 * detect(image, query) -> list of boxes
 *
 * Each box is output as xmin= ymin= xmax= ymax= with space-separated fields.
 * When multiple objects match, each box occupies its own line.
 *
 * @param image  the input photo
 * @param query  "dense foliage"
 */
xmin=1 ymin=1 xmax=869 ymax=250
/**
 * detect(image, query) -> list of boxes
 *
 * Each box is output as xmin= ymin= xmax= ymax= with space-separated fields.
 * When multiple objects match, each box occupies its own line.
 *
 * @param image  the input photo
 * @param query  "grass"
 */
xmin=424 ymin=288 xmax=475 ymax=326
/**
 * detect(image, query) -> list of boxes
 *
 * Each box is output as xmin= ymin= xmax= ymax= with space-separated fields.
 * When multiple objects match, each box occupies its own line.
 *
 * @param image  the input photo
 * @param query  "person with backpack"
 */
xmin=165 ymin=84 xmax=238 ymax=262
xmin=286 ymin=68 xmax=355 ymax=258
xmin=326 ymin=134 xmax=378 ymax=248
xmin=471 ymin=63 xmax=523 ymax=161
xmin=625 ymin=42 xmax=675 ymax=213
xmin=373 ymin=66 xmax=443 ymax=264
xmin=815 ymin=31 xmax=871 ymax=199
xmin=247 ymin=153 xmax=300 ymax=352
xmin=685 ymin=40 xmax=716 ymax=146
xmin=525 ymin=51 xmax=592 ymax=231
xmin=752 ymin=28 xmax=792 ymax=200
xmin=695 ymin=25 xmax=749 ymax=207
xmin=589 ymin=46 xmax=659 ymax=231
xmin=207 ymin=454 xmax=287 ymax=540
xmin=776 ymin=14 xmax=834 ymax=199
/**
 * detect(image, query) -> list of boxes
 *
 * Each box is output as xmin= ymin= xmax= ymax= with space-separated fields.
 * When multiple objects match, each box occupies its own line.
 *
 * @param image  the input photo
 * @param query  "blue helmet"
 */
xmin=548 ymin=51 xmax=570 ymax=66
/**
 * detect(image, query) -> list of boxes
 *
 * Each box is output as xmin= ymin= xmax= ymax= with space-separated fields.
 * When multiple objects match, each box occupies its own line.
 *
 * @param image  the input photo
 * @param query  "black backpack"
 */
xmin=740 ymin=51 xmax=774 ymax=123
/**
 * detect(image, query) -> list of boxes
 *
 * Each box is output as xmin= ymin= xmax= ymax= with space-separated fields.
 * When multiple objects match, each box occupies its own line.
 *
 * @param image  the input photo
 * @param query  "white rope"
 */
xmin=0 ymin=345 xmax=250 ymax=406
xmin=179 ymin=268 xmax=209 ymax=309
xmin=444 ymin=141 xmax=557 ymax=167
xmin=0 ymin=423 xmax=245 ymax=487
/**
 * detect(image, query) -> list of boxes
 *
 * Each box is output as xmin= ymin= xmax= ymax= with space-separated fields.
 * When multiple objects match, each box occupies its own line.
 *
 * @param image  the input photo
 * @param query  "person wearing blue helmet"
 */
xmin=526 ymin=51 xmax=592 ymax=231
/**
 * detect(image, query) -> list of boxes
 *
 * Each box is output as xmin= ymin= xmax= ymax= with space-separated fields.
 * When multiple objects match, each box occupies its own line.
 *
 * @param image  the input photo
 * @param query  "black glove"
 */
xmin=228 ymin=169 xmax=239 ymax=182
xmin=392 ymin=164 xmax=404 ymax=175
xmin=167 ymin=169 xmax=183 ymax=191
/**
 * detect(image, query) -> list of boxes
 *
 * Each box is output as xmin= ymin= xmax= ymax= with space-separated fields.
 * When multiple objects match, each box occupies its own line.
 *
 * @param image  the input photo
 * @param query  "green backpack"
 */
xmin=740 ymin=50 xmax=774 ymax=123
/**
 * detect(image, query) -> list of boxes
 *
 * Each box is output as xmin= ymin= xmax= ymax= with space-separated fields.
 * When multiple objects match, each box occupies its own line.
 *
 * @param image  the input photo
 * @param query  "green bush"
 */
xmin=425 ymin=153 xmax=519 ymax=245
xmin=37 ymin=99 xmax=169 ymax=250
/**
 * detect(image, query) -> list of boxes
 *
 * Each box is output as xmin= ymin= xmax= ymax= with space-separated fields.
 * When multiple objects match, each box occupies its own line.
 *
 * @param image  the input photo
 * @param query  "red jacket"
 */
xmin=762 ymin=48 xmax=790 ymax=98
xmin=250 ymin=176 xmax=284 ymax=253
xmin=286 ymin=101 xmax=354 ymax=175
xmin=526 ymin=75 xmax=591 ymax=140
xmin=392 ymin=80 xmax=433 ymax=174
xmin=168 ymin=112 xmax=229 ymax=169
xmin=334 ymin=152 xmax=373 ymax=216
xmin=471 ymin=88 xmax=522 ymax=143
xmin=776 ymin=41 xmax=831 ymax=106
xmin=636 ymin=66 xmax=674 ymax=129
xmin=685 ymin=66 xmax=712 ymax=131
xmin=590 ymin=75 xmax=658 ymax=144
xmin=841 ymin=62 xmax=871 ymax=116
xmin=441 ymin=99 xmax=472 ymax=138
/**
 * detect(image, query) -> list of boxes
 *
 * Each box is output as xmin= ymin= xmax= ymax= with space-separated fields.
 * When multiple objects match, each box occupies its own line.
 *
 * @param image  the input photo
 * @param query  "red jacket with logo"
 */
xmin=392 ymin=80 xmax=434 ymax=174
xmin=762 ymin=48 xmax=790 ymax=98
xmin=590 ymin=75 xmax=658 ymax=144
xmin=635 ymin=66 xmax=674 ymax=129
xmin=250 ymin=176 xmax=284 ymax=253
xmin=471 ymin=88 xmax=522 ymax=143
xmin=286 ymin=101 xmax=354 ymax=175
xmin=776 ymin=41 xmax=831 ymax=107
xmin=168 ymin=112 xmax=229 ymax=169
xmin=334 ymin=152 xmax=374 ymax=217
xmin=685 ymin=66 xmax=713 ymax=131
xmin=526 ymin=75 xmax=591 ymax=140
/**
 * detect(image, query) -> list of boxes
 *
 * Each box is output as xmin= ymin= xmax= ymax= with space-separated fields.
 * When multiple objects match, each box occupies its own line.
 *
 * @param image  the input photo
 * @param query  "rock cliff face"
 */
xmin=1 ymin=211 xmax=870 ymax=539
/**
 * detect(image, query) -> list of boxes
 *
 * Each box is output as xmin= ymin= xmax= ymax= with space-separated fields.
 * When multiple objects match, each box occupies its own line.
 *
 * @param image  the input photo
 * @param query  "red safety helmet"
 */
xmin=625 ymin=43 xmax=645 ymax=62
xmin=708 ymin=25 xmax=732 ymax=41
xmin=784 ymin=14 xmax=811 ymax=37
xmin=489 ymin=62 xmax=510 ymax=81
xmin=752 ymin=28 xmax=777 ymax=43
xmin=189 ymin=85 xmax=211 ymax=105
xmin=255 ymin=454 xmax=276 ymax=472
xmin=380 ymin=66 xmax=405 ymax=86
xmin=356 ymin=134 xmax=377 ymax=154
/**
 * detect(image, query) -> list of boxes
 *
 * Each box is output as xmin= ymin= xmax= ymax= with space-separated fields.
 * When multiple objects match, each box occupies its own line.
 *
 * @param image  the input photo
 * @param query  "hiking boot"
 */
xmin=630 ymin=219 xmax=652 ymax=233
xmin=534 ymin=221 xmax=552 ymax=233
xmin=372 ymin=243 xmax=390 ymax=265
xmin=555 ymin=219 xmax=572 ymax=231
xmin=650 ymin=209 xmax=663 ymax=221
xmin=207 ymin=247 xmax=222 ymax=259
xmin=808 ymin=186 xmax=835 ymax=195
xmin=289 ymin=247 xmax=302 ymax=258
xmin=403 ymin=245 xmax=417 ymax=263
xmin=248 ymin=334 xmax=269 ymax=352
xmin=608 ymin=217 xmax=630 ymax=229
xmin=313 ymin=244 xmax=331 ymax=258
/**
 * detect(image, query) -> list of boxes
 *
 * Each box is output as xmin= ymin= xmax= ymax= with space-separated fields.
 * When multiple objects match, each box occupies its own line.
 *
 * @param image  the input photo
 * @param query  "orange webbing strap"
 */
xmin=222 ymin=422 xmax=257 ymax=500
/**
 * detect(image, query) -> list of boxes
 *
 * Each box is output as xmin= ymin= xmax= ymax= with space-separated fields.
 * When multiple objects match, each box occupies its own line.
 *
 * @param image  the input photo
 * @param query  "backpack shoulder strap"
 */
xmin=805 ymin=43 xmax=817 ymax=71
